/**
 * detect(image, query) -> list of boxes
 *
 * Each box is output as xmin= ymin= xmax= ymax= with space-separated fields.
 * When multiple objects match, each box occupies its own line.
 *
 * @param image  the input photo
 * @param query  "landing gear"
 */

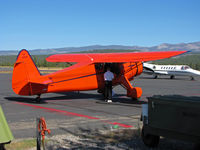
xmin=190 ymin=76 xmax=194 ymax=80
xmin=131 ymin=97 xmax=138 ymax=101
xmin=170 ymin=75 xmax=175 ymax=79
xmin=119 ymin=76 xmax=142 ymax=100
xmin=153 ymin=75 xmax=158 ymax=79
xmin=35 ymin=94 xmax=41 ymax=103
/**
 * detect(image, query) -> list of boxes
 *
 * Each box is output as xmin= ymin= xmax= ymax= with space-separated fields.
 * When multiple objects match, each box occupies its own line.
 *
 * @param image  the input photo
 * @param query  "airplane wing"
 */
xmin=154 ymin=71 xmax=169 ymax=75
xmin=46 ymin=51 xmax=187 ymax=63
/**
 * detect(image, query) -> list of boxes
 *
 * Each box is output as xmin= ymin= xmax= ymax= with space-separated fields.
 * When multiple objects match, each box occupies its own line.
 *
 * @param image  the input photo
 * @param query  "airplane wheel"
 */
xmin=35 ymin=94 xmax=41 ymax=103
xmin=131 ymin=97 xmax=138 ymax=101
xmin=141 ymin=126 xmax=160 ymax=148
xmin=170 ymin=75 xmax=175 ymax=79
xmin=154 ymin=75 xmax=158 ymax=79
xmin=35 ymin=98 xmax=41 ymax=103
xmin=97 ymin=89 xmax=103 ymax=94
xmin=190 ymin=76 xmax=194 ymax=80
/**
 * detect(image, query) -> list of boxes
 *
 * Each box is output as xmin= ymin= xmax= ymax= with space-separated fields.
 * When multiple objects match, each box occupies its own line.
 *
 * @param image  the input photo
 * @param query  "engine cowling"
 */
xmin=122 ymin=62 xmax=143 ymax=80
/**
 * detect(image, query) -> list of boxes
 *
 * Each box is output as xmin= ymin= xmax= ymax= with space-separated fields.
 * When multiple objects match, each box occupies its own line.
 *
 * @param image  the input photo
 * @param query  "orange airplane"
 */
xmin=12 ymin=49 xmax=186 ymax=102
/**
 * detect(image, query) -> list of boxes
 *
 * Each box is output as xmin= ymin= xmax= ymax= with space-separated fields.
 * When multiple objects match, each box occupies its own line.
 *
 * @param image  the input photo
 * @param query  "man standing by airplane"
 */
xmin=104 ymin=66 xmax=114 ymax=102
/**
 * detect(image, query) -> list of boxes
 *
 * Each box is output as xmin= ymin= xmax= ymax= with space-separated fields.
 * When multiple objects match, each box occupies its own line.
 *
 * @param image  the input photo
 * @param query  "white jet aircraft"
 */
xmin=143 ymin=63 xmax=200 ymax=80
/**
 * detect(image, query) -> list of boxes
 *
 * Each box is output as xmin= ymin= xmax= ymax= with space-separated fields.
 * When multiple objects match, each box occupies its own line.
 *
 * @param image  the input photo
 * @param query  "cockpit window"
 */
xmin=181 ymin=66 xmax=190 ymax=70
xmin=184 ymin=66 xmax=190 ymax=70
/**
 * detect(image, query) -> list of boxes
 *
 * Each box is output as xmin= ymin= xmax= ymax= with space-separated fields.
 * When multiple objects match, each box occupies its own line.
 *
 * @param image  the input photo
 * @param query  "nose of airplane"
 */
xmin=188 ymin=69 xmax=200 ymax=75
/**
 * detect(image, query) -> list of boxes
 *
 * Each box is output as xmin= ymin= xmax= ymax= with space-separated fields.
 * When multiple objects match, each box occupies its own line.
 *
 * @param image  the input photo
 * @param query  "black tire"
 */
xmin=131 ymin=97 xmax=139 ymax=101
xmin=190 ymin=76 xmax=194 ymax=80
xmin=97 ymin=89 xmax=103 ymax=94
xmin=141 ymin=126 xmax=160 ymax=148
xmin=35 ymin=97 xmax=41 ymax=103
xmin=170 ymin=75 xmax=175 ymax=79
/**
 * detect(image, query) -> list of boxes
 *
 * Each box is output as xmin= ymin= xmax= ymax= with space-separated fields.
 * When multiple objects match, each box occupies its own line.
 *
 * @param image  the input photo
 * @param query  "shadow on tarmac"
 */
xmin=4 ymin=91 xmax=147 ymax=107
xmin=4 ymin=96 xmax=44 ymax=104
xmin=4 ymin=92 xmax=102 ymax=104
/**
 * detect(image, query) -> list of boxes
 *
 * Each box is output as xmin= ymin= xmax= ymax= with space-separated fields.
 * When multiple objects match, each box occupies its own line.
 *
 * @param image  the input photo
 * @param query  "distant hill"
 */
xmin=1 ymin=41 xmax=200 ymax=55
xmin=0 ymin=45 xmax=140 ymax=55
xmin=149 ymin=41 xmax=200 ymax=52
xmin=73 ymin=49 xmax=138 ymax=53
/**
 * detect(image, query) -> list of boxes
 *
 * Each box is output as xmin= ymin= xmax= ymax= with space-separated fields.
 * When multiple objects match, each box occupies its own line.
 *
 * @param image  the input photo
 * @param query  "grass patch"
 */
xmin=0 ymin=71 xmax=12 ymax=73
xmin=0 ymin=66 xmax=64 ymax=70
xmin=0 ymin=66 xmax=64 ymax=74
xmin=5 ymin=139 xmax=36 ymax=150
xmin=38 ymin=67 xmax=65 ymax=70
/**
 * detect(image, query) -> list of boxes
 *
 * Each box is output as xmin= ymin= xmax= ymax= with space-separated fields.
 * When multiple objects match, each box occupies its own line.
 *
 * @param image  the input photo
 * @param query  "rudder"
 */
xmin=12 ymin=49 xmax=41 ymax=95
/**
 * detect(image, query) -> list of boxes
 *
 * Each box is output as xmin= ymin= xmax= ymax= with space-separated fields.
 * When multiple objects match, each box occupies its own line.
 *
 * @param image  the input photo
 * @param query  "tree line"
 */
xmin=0 ymin=55 xmax=70 ymax=68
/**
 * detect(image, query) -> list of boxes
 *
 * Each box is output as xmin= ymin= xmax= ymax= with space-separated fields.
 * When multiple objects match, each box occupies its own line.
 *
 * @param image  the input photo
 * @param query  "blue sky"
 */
xmin=0 ymin=0 xmax=200 ymax=50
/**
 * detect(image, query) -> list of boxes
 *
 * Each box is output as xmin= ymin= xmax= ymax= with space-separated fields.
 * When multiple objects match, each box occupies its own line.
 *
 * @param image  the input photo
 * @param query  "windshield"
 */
xmin=181 ymin=66 xmax=190 ymax=70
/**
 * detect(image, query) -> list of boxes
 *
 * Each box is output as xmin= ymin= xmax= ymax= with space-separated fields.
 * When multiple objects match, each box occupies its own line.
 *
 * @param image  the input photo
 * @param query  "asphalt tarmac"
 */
xmin=1 ymin=73 xmax=200 ymax=139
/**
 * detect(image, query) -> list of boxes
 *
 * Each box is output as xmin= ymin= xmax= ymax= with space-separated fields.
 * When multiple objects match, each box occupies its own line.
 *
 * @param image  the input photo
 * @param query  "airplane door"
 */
xmin=95 ymin=63 xmax=105 ymax=90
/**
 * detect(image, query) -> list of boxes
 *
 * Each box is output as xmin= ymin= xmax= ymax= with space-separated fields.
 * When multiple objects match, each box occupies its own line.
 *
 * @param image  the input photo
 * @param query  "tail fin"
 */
xmin=12 ymin=49 xmax=43 ymax=95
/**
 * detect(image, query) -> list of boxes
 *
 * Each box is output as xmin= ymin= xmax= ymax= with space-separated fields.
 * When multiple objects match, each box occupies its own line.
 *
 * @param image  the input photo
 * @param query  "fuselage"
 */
xmin=43 ymin=62 xmax=143 ymax=94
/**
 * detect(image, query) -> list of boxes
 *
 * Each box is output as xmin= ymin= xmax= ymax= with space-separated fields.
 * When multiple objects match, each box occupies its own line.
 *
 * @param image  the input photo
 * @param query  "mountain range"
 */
xmin=1 ymin=41 xmax=200 ymax=55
